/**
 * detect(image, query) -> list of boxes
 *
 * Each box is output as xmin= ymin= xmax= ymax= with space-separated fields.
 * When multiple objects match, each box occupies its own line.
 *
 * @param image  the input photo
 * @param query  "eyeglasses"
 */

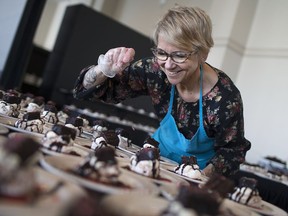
xmin=151 ymin=48 xmax=194 ymax=63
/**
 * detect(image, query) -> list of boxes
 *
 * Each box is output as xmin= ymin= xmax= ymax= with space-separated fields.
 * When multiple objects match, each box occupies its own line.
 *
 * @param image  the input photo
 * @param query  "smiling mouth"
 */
xmin=167 ymin=71 xmax=181 ymax=76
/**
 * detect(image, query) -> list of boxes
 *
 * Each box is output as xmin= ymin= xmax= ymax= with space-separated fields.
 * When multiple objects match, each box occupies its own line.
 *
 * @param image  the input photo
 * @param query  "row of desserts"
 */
xmin=240 ymin=161 xmax=288 ymax=186
xmin=0 ymin=88 xmax=157 ymax=148
xmin=0 ymin=88 xmax=282 ymax=215
xmin=0 ymin=130 xmax=280 ymax=216
xmin=0 ymin=101 xmax=265 ymax=215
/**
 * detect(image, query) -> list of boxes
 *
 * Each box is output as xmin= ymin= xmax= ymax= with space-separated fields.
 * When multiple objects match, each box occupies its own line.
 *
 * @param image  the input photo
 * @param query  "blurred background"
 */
xmin=0 ymin=0 xmax=288 ymax=164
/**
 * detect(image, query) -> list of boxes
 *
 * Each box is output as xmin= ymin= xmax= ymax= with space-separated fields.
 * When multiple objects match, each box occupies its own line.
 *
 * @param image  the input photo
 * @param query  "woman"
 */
xmin=73 ymin=6 xmax=251 ymax=177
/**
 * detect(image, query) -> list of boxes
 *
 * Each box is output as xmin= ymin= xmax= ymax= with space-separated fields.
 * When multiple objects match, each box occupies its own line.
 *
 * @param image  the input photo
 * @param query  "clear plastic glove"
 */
xmin=97 ymin=47 xmax=135 ymax=78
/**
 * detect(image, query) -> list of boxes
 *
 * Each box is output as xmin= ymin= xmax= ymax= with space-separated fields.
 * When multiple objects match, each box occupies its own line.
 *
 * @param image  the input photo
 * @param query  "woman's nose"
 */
xmin=163 ymin=57 xmax=176 ymax=69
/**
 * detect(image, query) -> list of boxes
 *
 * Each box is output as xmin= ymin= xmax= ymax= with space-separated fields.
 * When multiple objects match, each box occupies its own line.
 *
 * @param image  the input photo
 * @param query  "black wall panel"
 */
xmin=40 ymin=4 xmax=155 ymax=112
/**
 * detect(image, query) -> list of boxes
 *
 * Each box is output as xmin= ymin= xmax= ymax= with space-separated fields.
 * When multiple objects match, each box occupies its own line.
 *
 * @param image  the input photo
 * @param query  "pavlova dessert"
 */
xmin=229 ymin=176 xmax=264 ymax=209
xmin=129 ymin=146 xmax=161 ymax=178
xmin=115 ymin=127 xmax=131 ymax=149
xmin=73 ymin=146 xmax=121 ymax=184
xmin=14 ymin=111 xmax=45 ymax=133
xmin=26 ymin=96 xmax=45 ymax=113
xmin=174 ymin=156 xmax=207 ymax=182
xmin=41 ymin=104 xmax=59 ymax=124
xmin=162 ymin=174 xmax=234 ymax=216
xmin=65 ymin=116 xmax=84 ymax=137
xmin=42 ymin=124 xmax=87 ymax=157
xmin=91 ymin=119 xmax=108 ymax=138
xmin=0 ymin=93 xmax=22 ymax=118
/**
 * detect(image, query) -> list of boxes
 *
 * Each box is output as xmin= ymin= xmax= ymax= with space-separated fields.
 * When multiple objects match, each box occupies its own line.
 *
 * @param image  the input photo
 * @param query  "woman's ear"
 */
xmin=197 ymin=52 xmax=208 ymax=64
xmin=201 ymin=53 xmax=208 ymax=63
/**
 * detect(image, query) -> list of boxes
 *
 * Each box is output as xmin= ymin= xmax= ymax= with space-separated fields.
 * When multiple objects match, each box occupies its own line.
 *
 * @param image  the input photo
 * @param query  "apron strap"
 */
xmin=168 ymin=85 xmax=175 ymax=114
xmin=199 ymin=65 xmax=204 ymax=129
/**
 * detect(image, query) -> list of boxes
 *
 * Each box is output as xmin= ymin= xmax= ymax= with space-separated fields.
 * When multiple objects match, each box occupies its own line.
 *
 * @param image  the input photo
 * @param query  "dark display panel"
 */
xmin=40 ymin=4 xmax=155 ymax=113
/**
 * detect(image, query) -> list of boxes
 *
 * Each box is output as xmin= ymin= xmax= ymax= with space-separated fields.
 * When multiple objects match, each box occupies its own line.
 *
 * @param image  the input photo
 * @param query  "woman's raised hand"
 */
xmin=97 ymin=47 xmax=135 ymax=77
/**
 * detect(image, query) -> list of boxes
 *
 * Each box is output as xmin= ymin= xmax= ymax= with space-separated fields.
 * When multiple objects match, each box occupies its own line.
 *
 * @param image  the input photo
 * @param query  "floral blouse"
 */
xmin=73 ymin=57 xmax=251 ymax=176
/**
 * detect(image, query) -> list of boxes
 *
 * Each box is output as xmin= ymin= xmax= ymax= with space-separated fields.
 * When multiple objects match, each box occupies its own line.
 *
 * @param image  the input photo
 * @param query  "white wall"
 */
xmin=34 ymin=0 xmax=93 ymax=50
xmin=0 ymin=0 xmax=27 ymax=75
xmin=236 ymin=0 xmax=288 ymax=163
xmin=33 ymin=0 xmax=288 ymax=164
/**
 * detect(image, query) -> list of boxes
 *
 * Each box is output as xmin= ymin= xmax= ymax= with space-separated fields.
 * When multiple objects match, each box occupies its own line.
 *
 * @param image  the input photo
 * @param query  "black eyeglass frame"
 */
xmin=151 ymin=47 xmax=195 ymax=63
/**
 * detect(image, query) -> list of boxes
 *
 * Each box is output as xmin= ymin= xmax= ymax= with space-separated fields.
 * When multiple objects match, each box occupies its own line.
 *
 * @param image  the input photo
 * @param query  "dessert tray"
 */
xmin=73 ymin=135 xmax=93 ymax=147
xmin=0 ymin=124 xmax=9 ymax=135
xmin=40 ymin=154 xmax=160 ymax=196
xmin=0 ymin=122 xmax=44 ymax=138
xmin=7 ymin=131 xmax=42 ymax=140
xmin=0 ymin=114 xmax=48 ymax=137
xmin=6 ymin=131 xmax=90 ymax=158
xmin=100 ymin=192 xmax=169 ymax=216
xmin=229 ymin=199 xmax=288 ymax=216
xmin=99 ymin=193 xmax=261 ymax=216
xmin=0 ymin=167 xmax=87 ymax=216
xmin=74 ymin=142 xmax=131 ymax=159
xmin=119 ymin=165 xmax=189 ymax=193
xmin=40 ymin=145 xmax=89 ymax=158
xmin=240 ymin=164 xmax=288 ymax=186
xmin=117 ymin=143 xmax=141 ymax=155
xmin=0 ymin=114 xmax=18 ymax=126
xmin=221 ymin=199 xmax=261 ymax=216
xmin=159 ymin=156 xmax=179 ymax=167
xmin=167 ymin=169 xmax=208 ymax=184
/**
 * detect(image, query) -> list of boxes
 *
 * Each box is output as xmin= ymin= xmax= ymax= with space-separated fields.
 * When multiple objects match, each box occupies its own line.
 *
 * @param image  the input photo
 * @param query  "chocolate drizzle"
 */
xmin=65 ymin=117 xmax=83 ymax=127
xmin=3 ymin=94 xmax=21 ymax=104
xmin=51 ymin=124 xmax=77 ymax=140
xmin=175 ymin=156 xmax=201 ymax=174
xmin=136 ymin=147 xmax=160 ymax=161
xmin=143 ymin=136 xmax=159 ymax=148
xmin=23 ymin=112 xmax=41 ymax=121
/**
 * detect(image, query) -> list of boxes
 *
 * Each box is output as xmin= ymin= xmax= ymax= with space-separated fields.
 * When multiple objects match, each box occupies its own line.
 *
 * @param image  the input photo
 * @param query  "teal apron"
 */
xmin=152 ymin=66 xmax=215 ymax=169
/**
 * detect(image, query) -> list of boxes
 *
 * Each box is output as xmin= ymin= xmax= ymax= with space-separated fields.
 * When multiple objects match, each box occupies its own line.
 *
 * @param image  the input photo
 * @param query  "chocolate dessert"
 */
xmin=26 ymin=96 xmax=45 ymax=112
xmin=202 ymin=173 xmax=235 ymax=199
xmin=78 ymin=114 xmax=91 ymax=129
xmin=51 ymin=124 xmax=77 ymax=140
xmin=143 ymin=136 xmax=159 ymax=148
xmin=91 ymin=135 xmax=108 ymax=150
xmin=42 ymin=124 xmax=87 ymax=156
xmin=20 ymin=92 xmax=34 ymax=109
xmin=14 ymin=111 xmax=45 ymax=133
xmin=0 ymin=94 xmax=22 ymax=117
xmin=101 ymin=130 xmax=119 ymax=147
xmin=65 ymin=116 xmax=84 ymax=137
xmin=0 ymin=90 xmax=5 ymax=99
xmin=6 ymin=89 xmax=21 ymax=97
xmin=74 ymin=146 xmax=121 ymax=184
xmin=32 ymin=96 xmax=45 ymax=107
xmin=115 ymin=127 xmax=132 ymax=149
xmin=3 ymin=94 xmax=22 ymax=105
xmin=174 ymin=156 xmax=204 ymax=180
xmin=161 ymin=185 xmax=222 ymax=216
xmin=0 ymin=136 xmax=40 ymax=200
xmin=2 ymin=135 xmax=40 ymax=164
xmin=41 ymin=104 xmax=59 ymax=124
xmin=230 ymin=177 xmax=263 ymax=208
xmin=91 ymin=119 xmax=108 ymax=137
xmin=129 ymin=147 xmax=160 ymax=178
xmin=57 ymin=107 xmax=72 ymax=123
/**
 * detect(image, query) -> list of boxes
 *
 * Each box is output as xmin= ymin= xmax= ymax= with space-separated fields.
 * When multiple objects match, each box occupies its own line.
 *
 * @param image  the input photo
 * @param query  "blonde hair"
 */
xmin=153 ymin=6 xmax=214 ymax=56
